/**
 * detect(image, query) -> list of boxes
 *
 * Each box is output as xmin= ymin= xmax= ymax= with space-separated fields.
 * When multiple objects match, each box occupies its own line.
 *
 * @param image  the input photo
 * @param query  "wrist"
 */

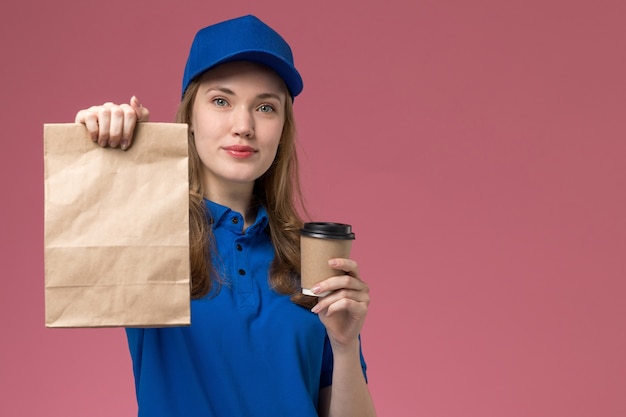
xmin=330 ymin=338 xmax=361 ymax=358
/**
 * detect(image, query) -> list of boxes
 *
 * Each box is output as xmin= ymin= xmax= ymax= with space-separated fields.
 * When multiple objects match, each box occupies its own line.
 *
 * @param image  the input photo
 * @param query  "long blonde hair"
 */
xmin=177 ymin=76 xmax=315 ymax=308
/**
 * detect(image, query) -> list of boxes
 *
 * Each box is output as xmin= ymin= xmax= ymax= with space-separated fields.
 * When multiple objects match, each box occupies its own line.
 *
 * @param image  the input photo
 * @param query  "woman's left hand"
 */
xmin=310 ymin=258 xmax=370 ymax=352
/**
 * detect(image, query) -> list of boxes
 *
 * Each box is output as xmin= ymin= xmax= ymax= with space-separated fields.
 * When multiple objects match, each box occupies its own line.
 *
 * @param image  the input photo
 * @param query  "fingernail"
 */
xmin=121 ymin=140 xmax=129 ymax=150
xmin=311 ymin=304 xmax=321 ymax=313
xmin=328 ymin=259 xmax=338 ymax=267
xmin=311 ymin=285 xmax=322 ymax=294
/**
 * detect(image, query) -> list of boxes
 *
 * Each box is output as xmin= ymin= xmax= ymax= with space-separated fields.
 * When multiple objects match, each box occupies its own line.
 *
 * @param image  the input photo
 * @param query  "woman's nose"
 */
xmin=231 ymin=107 xmax=254 ymax=138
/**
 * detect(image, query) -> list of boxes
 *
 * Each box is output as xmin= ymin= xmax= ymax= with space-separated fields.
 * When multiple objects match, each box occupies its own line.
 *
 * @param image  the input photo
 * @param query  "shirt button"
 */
xmin=231 ymin=217 xmax=239 ymax=224
xmin=236 ymin=244 xmax=243 ymax=251
xmin=238 ymin=269 xmax=246 ymax=276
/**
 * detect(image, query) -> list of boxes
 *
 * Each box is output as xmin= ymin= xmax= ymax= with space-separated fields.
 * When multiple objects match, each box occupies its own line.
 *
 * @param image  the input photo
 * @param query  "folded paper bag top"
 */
xmin=43 ymin=123 xmax=191 ymax=328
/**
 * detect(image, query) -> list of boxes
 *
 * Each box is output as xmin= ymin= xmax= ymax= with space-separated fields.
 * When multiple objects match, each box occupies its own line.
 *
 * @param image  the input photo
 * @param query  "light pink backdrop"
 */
xmin=1 ymin=1 xmax=624 ymax=416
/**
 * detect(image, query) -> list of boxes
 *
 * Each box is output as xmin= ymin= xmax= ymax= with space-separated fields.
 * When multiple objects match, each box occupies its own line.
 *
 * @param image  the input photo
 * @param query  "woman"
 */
xmin=75 ymin=15 xmax=375 ymax=417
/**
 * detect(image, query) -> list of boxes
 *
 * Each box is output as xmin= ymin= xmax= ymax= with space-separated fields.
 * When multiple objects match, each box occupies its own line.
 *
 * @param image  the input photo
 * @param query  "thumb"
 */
xmin=130 ymin=96 xmax=150 ymax=122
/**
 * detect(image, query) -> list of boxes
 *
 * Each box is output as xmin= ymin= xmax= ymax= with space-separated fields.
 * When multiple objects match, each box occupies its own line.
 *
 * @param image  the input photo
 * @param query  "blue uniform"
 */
xmin=126 ymin=200 xmax=366 ymax=416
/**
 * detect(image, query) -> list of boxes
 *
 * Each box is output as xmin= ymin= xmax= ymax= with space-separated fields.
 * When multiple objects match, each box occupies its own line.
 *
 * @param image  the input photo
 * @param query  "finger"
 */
xmin=324 ymin=297 xmax=369 ymax=318
xmin=75 ymin=108 xmax=99 ymax=142
xmin=95 ymin=106 xmax=112 ymax=147
xmin=130 ymin=96 xmax=150 ymax=122
xmin=312 ymin=288 xmax=370 ymax=314
xmin=120 ymin=103 xmax=138 ymax=150
xmin=329 ymin=258 xmax=360 ymax=277
xmin=103 ymin=103 xmax=125 ymax=147
xmin=312 ymin=273 xmax=368 ymax=296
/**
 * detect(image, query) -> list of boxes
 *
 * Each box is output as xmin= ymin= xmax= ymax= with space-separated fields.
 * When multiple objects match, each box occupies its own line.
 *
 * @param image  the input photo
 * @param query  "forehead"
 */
xmin=198 ymin=61 xmax=287 ymax=97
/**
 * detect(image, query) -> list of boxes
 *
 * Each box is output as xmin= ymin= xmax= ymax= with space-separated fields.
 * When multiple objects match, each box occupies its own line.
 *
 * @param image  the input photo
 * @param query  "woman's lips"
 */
xmin=223 ymin=145 xmax=257 ymax=159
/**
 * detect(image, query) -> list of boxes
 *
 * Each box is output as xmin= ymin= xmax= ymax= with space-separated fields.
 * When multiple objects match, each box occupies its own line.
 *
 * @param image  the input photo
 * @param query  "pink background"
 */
xmin=1 ymin=0 xmax=624 ymax=416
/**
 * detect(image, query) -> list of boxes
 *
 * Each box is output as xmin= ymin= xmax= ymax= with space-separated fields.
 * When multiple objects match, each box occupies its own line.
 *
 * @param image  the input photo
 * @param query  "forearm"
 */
xmin=325 ymin=341 xmax=376 ymax=417
xmin=312 ymin=258 xmax=375 ymax=416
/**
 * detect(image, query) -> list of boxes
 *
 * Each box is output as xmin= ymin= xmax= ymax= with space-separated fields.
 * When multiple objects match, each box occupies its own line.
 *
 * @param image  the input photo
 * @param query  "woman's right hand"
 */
xmin=75 ymin=96 xmax=150 ymax=150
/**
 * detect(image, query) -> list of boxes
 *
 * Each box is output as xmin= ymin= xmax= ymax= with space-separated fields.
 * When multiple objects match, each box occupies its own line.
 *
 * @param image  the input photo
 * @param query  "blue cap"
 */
xmin=182 ymin=15 xmax=303 ymax=99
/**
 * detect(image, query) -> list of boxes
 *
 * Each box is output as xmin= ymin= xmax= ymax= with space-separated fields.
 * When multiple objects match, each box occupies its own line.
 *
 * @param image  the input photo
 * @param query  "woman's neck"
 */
xmin=204 ymin=182 xmax=257 ymax=228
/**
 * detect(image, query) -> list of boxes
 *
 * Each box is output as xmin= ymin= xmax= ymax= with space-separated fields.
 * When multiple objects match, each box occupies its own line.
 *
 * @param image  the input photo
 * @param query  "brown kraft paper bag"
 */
xmin=44 ymin=123 xmax=190 ymax=328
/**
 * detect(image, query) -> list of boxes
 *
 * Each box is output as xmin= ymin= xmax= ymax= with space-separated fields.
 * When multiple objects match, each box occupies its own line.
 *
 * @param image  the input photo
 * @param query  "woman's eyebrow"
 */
xmin=204 ymin=86 xmax=236 ymax=95
xmin=257 ymin=93 xmax=283 ymax=102
xmin=204 ymin=87 xmax=283 ymax=102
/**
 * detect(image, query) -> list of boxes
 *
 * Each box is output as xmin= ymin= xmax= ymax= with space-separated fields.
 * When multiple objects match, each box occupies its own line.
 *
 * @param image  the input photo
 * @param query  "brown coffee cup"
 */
xmin=300 ymin=222 xmax=355 ymax=297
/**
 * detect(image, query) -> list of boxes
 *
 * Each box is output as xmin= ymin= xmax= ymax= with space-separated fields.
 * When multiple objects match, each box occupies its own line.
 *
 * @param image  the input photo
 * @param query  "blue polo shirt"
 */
xmin=126 ymin=200 xmax=367 ymax=416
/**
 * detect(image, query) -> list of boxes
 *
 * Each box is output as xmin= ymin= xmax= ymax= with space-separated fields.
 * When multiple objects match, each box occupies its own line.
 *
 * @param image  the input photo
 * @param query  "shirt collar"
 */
xmin=203 ymin=198 xmax=269 ymax=234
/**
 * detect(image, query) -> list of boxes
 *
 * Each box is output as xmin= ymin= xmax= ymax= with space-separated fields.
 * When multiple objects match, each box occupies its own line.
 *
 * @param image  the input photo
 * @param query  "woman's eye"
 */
xmin=213 ymin=98 xmax=228 ymax=107
xmin=258 ymin=104 xmax=275 ymax=113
